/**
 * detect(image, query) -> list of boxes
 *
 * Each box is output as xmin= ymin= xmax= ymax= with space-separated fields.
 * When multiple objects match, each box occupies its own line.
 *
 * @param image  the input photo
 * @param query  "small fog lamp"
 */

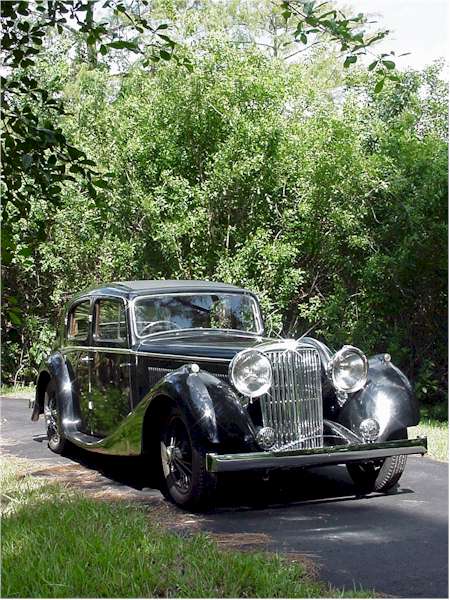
xmin=359 ymin=418 xmax=380 ymax=442
xmin=256 ymin=427 xmax=275 ymax=450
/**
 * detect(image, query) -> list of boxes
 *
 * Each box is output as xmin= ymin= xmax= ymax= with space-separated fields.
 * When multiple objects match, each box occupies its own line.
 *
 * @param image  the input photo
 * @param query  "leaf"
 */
xmin=374 ymin=78 xmax=385 ymax=93
xmin=344 ymin=55 xmax=357 ymax=68
xmin=108 ymin=40 xmax=139 ymax=52
xmin=382 ymin=60 xmax=396 ymax=70
xmin=368 ymin=60 xmax=378 ymax=71
xmin=160 ymin=49 xmax=172 ymax=60
xmin=92 ymin=178 xmax=109 ymax=189
xmin=9 ymin=311 xmax=22 ymax=326
xmin=66 ymin=145 xmax=85 ymax=160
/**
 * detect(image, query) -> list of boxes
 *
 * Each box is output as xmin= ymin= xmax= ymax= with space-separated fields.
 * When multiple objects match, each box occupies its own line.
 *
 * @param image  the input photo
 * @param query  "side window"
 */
xmin=67 ymin=301 xmax=91 ymax=342
xmin=94 ymin=298 xmax=127 ymax=344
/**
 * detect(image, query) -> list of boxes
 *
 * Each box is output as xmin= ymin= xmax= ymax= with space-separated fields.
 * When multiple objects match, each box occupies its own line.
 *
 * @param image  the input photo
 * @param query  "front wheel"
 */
xmin=347 ymin=429 xmax=408 ymax=494
xmin=159 ymin=407 xmax=216 ymax=510
xmin=44 ymin=382 xmax=67 ymax=454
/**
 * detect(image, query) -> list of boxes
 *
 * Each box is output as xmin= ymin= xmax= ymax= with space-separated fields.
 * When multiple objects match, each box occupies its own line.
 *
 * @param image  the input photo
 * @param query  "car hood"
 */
xmin=136 ymin=330 xmax=271 ymax=361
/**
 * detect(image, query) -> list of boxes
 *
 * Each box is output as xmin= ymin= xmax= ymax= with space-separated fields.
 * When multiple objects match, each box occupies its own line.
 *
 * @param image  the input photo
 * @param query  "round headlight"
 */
xmin=229 ymin=349 xmax=272 ymax=398
xmin=330 ymin=345 xmax=368 ymax=393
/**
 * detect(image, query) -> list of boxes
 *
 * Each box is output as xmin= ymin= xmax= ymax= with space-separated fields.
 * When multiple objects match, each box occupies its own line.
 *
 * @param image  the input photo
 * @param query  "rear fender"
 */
xmin=338 ymin=355 xmax=419 ymax=441
xmin=32 ymin=353 xmax=77 ymax=435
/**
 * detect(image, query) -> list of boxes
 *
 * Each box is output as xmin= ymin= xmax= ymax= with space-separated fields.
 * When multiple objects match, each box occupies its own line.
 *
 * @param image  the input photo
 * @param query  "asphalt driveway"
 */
xmin=1 ymin=396 xmax=448 ymax=598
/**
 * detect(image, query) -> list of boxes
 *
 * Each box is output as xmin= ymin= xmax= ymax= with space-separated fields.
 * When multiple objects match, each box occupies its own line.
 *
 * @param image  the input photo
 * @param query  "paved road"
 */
xmin=2 ymin=396 xmax=448 ymax=598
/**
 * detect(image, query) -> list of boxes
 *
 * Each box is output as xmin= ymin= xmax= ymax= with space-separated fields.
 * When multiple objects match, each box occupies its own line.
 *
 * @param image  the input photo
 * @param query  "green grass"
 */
xmin=409 ymin=419 xmax=448 ymax=462
xmin=1 ymin=458 xmax=371 ymax=598
xmin=0 ymin=384 xmax=35 ymax=398
xmin=408 ymin=405 xmax=448 ymax=462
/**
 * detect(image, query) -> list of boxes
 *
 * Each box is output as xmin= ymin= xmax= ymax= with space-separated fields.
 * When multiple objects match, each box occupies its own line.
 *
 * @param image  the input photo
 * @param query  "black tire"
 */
xmin=347 ymin=429 xmax=408 ymax=494
xmin=159 ymin=406 xmax=216 ymax=510
xmin=44 ymin=381 xmax=67 ymax=455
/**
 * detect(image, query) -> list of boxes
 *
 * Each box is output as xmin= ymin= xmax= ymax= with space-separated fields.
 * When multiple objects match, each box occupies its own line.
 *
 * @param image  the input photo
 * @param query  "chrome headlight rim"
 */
xmin=229 ymin=348 xmax=272 ymax=398
xmin=329 ymin=345 xmax=368 ymax=394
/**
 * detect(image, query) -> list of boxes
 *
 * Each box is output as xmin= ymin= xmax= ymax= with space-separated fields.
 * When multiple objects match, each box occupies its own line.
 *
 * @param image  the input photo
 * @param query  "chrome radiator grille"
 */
xmin=260 ymin=348 xmax=323 ymax=450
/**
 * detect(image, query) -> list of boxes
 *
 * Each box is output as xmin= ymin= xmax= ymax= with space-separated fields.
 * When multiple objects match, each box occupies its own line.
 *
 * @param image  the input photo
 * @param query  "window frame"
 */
xmin=66 ymin=298 xmax=92 ymax=344
xmin=131 ymin=292 xmax=264 ymax=340
xmin=92 ymin=295 xmax=129 ymax=348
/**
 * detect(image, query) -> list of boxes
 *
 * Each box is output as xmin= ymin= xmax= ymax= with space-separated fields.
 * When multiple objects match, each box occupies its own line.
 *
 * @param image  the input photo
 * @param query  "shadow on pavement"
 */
xmin=33 ymin=435 xmax=413 ymax=512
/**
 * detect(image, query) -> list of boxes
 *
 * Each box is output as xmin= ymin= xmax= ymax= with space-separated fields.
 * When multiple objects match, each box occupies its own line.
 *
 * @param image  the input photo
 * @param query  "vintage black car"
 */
xmin=32 ymin=280 xmax=427 ymax=509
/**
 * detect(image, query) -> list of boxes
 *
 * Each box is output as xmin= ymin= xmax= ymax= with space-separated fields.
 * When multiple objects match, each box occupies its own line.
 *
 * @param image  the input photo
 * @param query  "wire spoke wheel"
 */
xmin=159 ymin=406 xmax=217 ymax=510
xmin=44 ymin=392 xmax=60 ymax=444
xmin=43 ymin=384 xmax=66 ymax=454
xmin=161 ymin=416 xmax=193 ymax=495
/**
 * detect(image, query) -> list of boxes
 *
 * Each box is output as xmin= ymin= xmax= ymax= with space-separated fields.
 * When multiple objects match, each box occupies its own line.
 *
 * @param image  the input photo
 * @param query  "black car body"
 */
xmin=32 ymin=280 xmax=427 ymax=509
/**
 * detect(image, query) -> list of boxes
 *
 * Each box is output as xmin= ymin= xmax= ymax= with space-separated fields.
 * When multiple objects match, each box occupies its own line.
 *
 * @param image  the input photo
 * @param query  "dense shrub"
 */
xmin=2 ymin=43 xmax=447 ymax=406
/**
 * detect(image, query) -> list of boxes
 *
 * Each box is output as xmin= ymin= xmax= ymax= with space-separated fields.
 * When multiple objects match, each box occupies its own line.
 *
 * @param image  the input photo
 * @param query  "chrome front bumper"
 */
xmin=206 ymin=437 xmax=427 ymax=473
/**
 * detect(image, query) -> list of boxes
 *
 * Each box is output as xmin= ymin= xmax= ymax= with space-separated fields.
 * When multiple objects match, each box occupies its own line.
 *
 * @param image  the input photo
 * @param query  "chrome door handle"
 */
xmin=119 ymin=362 xmax=132 ymax=368
xmin=80 ymin=356 xmax=93 ymax=363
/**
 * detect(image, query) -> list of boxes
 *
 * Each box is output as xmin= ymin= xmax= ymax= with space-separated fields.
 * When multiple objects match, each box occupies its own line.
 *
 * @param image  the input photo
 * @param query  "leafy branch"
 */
xmin=1 ymin=0 xmax=180 ymax=267
xmin=279 ymin=0 xmax=403 ymax=91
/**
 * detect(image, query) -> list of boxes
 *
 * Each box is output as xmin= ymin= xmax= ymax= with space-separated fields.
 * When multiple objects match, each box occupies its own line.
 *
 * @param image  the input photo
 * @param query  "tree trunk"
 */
xmin=85 ymin=1 xmax=98 ymax=67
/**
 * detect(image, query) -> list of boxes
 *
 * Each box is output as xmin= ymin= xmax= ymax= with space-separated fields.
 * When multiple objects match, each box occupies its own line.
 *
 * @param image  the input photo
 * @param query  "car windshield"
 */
xmin=134 ymin=293 xmax=262 ymax=338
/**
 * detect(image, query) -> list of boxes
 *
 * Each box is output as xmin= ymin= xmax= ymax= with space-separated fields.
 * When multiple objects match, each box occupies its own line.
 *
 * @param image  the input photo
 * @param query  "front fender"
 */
xmin=338 ymin=354 xmax=419 ymax=441
xmin=140 ymin=365 xmax=258 ymax=454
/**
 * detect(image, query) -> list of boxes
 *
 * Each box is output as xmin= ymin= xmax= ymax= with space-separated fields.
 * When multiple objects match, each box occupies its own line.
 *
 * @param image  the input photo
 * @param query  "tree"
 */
xmin=1 ymin=0 xmax=178 ymax=266
xmin=4 ymin=0 xmax=446 ymax=409
xmin=1 ymin=0 xmax=400 ymax=269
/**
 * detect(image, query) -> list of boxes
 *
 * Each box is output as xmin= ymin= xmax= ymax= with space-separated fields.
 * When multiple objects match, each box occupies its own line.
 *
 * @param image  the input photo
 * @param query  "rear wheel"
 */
xmin=159 ymin=406 xmax=216 ymax=510
xmin=347 ymin=429 xmax=408 ymax=493
xmin=44 ymin=382 xmax=66 ymax=454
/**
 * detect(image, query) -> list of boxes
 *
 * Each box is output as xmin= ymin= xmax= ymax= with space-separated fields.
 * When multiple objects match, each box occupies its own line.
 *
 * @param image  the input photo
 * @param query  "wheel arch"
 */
xmin=32 ymin=370 xmax=52 ymax=421
xmin=141 ymin=366 xmax=258 ymax=454
xmin=141 ymin=394 xmax=176 ymax=456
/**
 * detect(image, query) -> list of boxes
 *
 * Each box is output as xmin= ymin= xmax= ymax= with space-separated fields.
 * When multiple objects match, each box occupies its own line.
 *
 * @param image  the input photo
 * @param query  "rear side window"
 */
xmin=94 ymin=298 xmax=127 ymax=343
xmin=67 ymin=301 xmax=90 ymax=342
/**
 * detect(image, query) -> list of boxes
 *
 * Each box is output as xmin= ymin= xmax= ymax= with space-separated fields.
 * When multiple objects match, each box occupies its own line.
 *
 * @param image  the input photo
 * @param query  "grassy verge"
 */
xmin=1 ymin=457 xmax=371 ymax=598
xmin=409 ymin=418 xmax=448 ymax=462
xmin=0 ymin=384 xmax=35 ymax=398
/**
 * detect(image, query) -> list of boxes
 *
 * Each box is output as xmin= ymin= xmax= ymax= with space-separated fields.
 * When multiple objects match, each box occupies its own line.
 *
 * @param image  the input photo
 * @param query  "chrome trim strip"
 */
xmin=135 ymin=352 xmax=230 ymax=363
xmin=62 ymin=346 xmax=131 ymax=355
xmin=206 ymin=437 xmax=428 ymax=473
xmin=61 ymin=345 xmax=231 ymax=363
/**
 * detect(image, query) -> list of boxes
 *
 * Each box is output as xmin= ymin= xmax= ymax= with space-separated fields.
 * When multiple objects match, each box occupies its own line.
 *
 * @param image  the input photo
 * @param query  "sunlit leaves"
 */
xmin=1 ymin=0 xmax=178 ymax=271
xmin=279 ymin=0 xmax=400 ymax=91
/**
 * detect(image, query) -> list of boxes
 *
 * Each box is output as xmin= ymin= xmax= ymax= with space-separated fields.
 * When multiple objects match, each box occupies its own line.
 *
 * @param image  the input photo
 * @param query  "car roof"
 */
xmin=70 ymin=280 xmax=255 ymax=302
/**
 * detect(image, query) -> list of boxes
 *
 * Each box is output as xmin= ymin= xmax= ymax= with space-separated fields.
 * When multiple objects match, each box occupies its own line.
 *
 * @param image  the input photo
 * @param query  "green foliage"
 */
xmin=281 ymin=0 xmax=402 ymax=91
xmin=1 ymin=6 xmax=447 ymax=409
xmin=1 ymin=0 xmax=178 ymax=270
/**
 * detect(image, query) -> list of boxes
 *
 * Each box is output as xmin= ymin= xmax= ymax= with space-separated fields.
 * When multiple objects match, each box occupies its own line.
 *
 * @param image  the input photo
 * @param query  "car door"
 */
xmin=65 ymin=298 xmax=94 ymax=434
xmin=90 ymin=296 xmax=132 ymax=437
